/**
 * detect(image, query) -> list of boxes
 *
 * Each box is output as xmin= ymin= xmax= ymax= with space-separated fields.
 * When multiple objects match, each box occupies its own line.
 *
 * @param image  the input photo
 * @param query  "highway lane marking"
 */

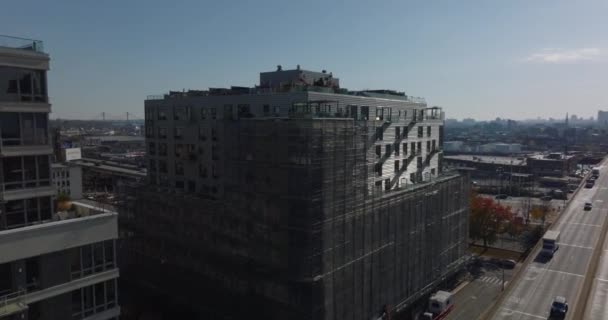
xmin=500 ymin=307 xmax=546 ymax=319
xmin=596 ymin=278 xmax=608 ymax=282
xmin=557 ymin=243 xmax=593 ymax=249
xmin=530 ymin=267 xmax=584 ymax=278
xmin=566 ymin=222 xmax=601 ymax=227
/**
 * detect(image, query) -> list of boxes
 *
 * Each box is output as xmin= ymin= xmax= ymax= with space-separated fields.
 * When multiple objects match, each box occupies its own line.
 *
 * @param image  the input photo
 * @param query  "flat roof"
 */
xmin=444 ymin=155 xmax=526 ymax=166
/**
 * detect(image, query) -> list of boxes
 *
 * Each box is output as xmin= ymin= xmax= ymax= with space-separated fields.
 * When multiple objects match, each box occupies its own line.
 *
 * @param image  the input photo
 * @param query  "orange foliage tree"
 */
xmin=469 ymin=192 xmax=521 ymax=247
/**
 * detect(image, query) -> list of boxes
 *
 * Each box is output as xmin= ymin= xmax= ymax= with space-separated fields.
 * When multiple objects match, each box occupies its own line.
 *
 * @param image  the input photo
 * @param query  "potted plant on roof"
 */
xmin=56 ymin=192 xmax=72 ymax=211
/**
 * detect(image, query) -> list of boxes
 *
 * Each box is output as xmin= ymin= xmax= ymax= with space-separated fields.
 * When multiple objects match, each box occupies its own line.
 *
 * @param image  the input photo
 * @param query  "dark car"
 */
xmin=550 ymin=296 xmax=568 ymax=318
xmin=584 ymin=202 xmax=592 ymax=211
xmin=500 ymin=259 xmax=517 ymax=269
xmin=585 ymin=181 xmax=595 ymax=188
xmin=541 ymin=195 xmax=552 ymax=201
xmin=495 ymin=194 xmax=508 ymax=200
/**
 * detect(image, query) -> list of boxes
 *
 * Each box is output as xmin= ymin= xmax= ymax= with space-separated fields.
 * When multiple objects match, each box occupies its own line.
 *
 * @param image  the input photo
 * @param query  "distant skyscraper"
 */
xmin=598 ymin=110 xmax=608 ymax=125
xmin=0 ymin=35 xmax=119 ymax=320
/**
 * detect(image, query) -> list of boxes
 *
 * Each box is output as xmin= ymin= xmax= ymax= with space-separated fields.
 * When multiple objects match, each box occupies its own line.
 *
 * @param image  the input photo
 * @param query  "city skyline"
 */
xmin=2 ymin=0 xmax=608 ymax=120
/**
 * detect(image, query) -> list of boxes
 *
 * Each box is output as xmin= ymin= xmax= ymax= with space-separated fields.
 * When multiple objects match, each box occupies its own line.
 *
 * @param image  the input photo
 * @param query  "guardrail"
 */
xmin=0 ymin=35 xmax=44 ymax=53
xmin=0 ymin=289 xmax=26 ymax=312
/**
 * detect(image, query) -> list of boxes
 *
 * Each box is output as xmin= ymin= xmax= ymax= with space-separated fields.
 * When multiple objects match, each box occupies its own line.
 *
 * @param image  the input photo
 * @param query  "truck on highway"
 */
xmin=421 ymin=291 xmax=454 ymax=320
xmin=592 ymin=166 xmax=601 ymax=178
xmin=541 ymin=230 xmax=560 ymax=259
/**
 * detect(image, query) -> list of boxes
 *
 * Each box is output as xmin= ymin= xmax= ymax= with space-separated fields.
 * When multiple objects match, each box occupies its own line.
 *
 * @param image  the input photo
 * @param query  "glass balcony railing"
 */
xmin=0 ymin=35 xmax=44 ymax=53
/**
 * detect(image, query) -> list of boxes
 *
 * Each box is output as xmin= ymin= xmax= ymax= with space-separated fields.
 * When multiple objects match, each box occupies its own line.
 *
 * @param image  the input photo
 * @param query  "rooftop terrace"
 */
xmin=0 ymin=35 xmax=44 ymax=53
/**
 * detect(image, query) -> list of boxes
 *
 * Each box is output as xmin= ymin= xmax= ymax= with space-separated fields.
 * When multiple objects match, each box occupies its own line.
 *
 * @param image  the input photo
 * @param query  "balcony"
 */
xmin=0 ymin=211 xmax=118 ymax=264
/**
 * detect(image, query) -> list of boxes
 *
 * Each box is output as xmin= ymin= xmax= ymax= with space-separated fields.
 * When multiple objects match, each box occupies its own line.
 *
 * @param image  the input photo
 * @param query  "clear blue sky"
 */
xmin=2 ymin=0 xmax=608 ymax=120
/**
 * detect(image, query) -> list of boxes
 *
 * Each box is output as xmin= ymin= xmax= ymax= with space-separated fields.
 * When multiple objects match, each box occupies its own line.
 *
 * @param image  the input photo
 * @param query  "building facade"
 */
xmin=51 ymin=163 xmax=83 ymax=200
xmin=0 ymin=36 xmax=119 ymax=320
xmin=120 ymin=67 xmax=469 ymax=319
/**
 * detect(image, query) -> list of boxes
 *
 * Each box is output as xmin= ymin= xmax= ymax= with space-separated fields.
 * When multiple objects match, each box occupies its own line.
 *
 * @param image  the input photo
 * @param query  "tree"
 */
xmin=469 ymin=192 xmax=519 ymax=248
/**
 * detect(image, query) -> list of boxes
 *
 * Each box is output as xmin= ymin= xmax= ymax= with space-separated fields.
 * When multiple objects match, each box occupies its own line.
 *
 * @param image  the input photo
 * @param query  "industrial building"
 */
xmin=120 ymin=66 xmax=469 ymax=319
xmin=51 ymin=163 xmax=83 ymax=200
xmin=0 ymin=35 xmax=119 ymax=320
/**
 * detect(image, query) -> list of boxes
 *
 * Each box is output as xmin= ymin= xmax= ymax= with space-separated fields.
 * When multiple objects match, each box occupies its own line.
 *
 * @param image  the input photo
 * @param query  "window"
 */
xmin=395 ymin=127 xmax=400 ymax=139
xmin=211 ymin=107 xmax=217 ymax=119
xmin=224 ymin=104 xmax=233 ymax=119
xmin=395 ymin=160 xmax=400 ymax=172
xmin=418 ymin=126 xmax=424 ymax=138
xmin=427 ymin=126 xmax=431 ymax=137
xmin=411 ymin=142 xmax=416 ymax=155
xmin=211 ymin=127 xmax=218 ymax=141
xmin=174 ymin=106 xmax=191 ymax=120
xmin=376 ymin=127 xmax=383 ymax=141
xmin=417 ymin=157 xmax=423 ymax=168
xmin=361 ymin=106 xmax=370 ymax=120
xmin=0 ymin=67 xmax=47 ymax=102
xmin=395 ymin=143 xmax=400 ymax=155
xmin=427 ymin=141 xmax=431 ymax=153
xmin=385 ymin=144 xmax=391 ymax=155
xmin=149 ymin=160 xmax=156 ymax=172
xmin=199 ymin=164 xmax=208 ymax=178
xmin=188 ymin=180 xmax=196 ymax=192
xmin=0 ymin=112 xmax=48 ymax=146
xmin=417 ymin=142 xmax=422 ymax=154
xmin=263 ymin=104 xmax=270 ymax=116
xmin=175 ymin=162 xmax=184 ymax=176
xmin=175 ymin=144 xmax=184 ymax=157
xmin=273 ymin=106 xmax=280 ymax=115
xmin=375 ymin=163 xmax=382 ymax=177
xmin=237 ymin=104 xmax=251 ymax=118
xmin=175 ymin=180 xmax=184 ymax=189
xmin=158 ymin=143 xmax=167 ymax=156
xmin=159 ymin=160 xmax=167 ymax=173
xmin=158 ymin=107 xmax=168 ymax=120
xmin=199 ymin=126 xmax=206 ymax=141
xmin=432 ymin=140 xmax=436 ymax=151
xmin=212 ymin=145 xmax=219 ymax=160
xmin=431 ymin=168 xmax=436 ymax=176
xmin=2 ymin=155 xmax=50 ymax=191
xmin=174 ymin=127 xmax=183 ymax=139
xmin=403 ymin=143 xmax=408 ymax=156
xmin=410 ymin=173 xmax=416 ymax=183
xmin=158 ymin=127 xmax=167 ymax=139
xmin=148 ymin=142 xmax=156 ymax=155
xmin=201 ymin=108 xmax=207 ymax=119
xmin=385 ymin=179 xmax=391 ymax=191
xmin=375 ymin=145 xmax=381 ymax=157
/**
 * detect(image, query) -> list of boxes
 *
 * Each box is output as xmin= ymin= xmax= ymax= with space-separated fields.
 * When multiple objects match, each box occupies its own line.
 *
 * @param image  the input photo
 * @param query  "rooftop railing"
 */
xmin=0 ymin=35 xmax=44 ymax=53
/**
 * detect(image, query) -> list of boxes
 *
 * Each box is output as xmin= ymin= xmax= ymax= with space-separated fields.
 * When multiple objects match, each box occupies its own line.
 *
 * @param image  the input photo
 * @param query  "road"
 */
xmin=584 ymin=183 xmax=608 ymax=319
xmin=446 ymin=263 xmax=516 ymax=320
xmin=489 ymin=162 xmax=608 ymax=320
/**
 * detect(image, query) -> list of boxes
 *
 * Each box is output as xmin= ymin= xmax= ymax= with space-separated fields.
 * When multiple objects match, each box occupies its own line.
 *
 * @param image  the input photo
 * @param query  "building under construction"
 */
xmin=119 ymin=67 xmax=469 ymax=320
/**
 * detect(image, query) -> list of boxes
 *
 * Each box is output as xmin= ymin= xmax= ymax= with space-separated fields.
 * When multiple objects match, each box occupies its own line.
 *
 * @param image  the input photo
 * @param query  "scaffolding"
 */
xmin=118 ymin=114 xmax=469 ymax=320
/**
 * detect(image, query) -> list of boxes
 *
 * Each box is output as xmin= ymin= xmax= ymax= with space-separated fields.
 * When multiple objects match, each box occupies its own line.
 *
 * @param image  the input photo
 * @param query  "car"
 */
xmin=495 ymin=194 xmax=508 ymax=200
xmin=584 ymin=202 xmax=592 ymax=211
xmin=585 ymin=182 xmax=595 ymax=188
xmin=500 ymin=259 xmax=517 ymax=269
xmin=541 ymin=195 xmax=552 ymax=201
xmin=550 ymin=296 xmax=568 ymax=318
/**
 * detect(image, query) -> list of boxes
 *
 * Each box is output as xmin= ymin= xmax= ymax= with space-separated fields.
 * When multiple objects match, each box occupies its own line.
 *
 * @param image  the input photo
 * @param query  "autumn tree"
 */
xmin=469 ymin=193 xmax=520 ymax=248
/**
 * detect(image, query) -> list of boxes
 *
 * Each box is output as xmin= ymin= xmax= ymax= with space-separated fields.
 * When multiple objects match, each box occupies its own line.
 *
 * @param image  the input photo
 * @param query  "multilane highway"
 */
xmin=489 ymin=161 xmax=608 ymax=320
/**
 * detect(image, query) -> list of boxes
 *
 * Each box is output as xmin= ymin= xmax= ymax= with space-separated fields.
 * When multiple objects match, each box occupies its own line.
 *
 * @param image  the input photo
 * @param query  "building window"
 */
xmin=2 ymin=155 xmax=50 ymax=191
xmin=376 ymin=127 xmax=383 ymax=141
xmin=431 ymin=168 xmax=436 ymax=176
xmin=174 ymin=144 xmax=184 ymax=158
xmin=375 ymin=163 xmax=382 ymax=177
xmin=199 ymin=126 xmax=206 ymax=141
xmin=0 ymin=67 xmax=47 ymax=102
xmin=158 ymin=127 xmax=167 ymax=139
xmin=403 ymin=143 xmax=408 ymax=156
xmin=201 ymin=108 xmax=207 ymax=120
xmin=395 ymin=127 xmax=400 ymax=139
xmin=174 ymin=106 xmax=191 ymax=121
xmin=410 ymin=173 xmax=416 ymax=183
xmin=0 ymin=112 xmax=48 ymax=146
xmin=175 ymin=180 xmax=184 ymax=189
xmin=149 ymin=160 xmax=156 ymax=172
xmin=188 ymin=180 xmax=196 ymax=192
xmin=211 ymin=145 xmax=219 ymax=160
xmin=411 ymin=142 xmax=416 ymax=155
xmin=385 ymin=144 xmax=391 ymax=155
xmin=427 ymin=126 xmax=431 ymax=137
xmin=158 ymin=107 xmax=168 ymax=120
xmin=159 ymin=160 xmax=167 ymax=173
xmin=263 ymin=104 xmax=270 ymax=116
xmin=395 ymin=160 xmax=400 ymax=172
xmin=158 ymin=143 xmax=167 ymax=156
xmin=148 ymin=142 xmax=156 ymax=155
xmin=417 ymin=157 xmax=423 ymax=168
xmin=174 ymin=127 xmax=183 ymax=140
xmin=211 ymin=107 xmax=217 ymax=119
xmin=375 ymin=145 xmax=381 ymax=157
xmin=273 ymin=106 xmax=280 ymax=116
xmin=237 ymin=104 xmax=251 ymax=118
xmin=432 ymin=140 xmax=436 ymax=151
xmin=417 ymin=126 xmax=424 ymax=138
xmin=395 ymin=143 xmax=400 ymax=155
xmin=417 ymin=141 xmax=422 ymax=154
xmin=385 ymin=179 xmax=391 ymax=191
xmin=175 ymin=162 xmax=184 ymax=176
xmin=360 ymin=106 xmax=370 ymax=120
xmin=427 ymin=141 xmax=431 ymax=153
xmin=211 ymin=127 xmax=217 ymax=141
xmin=199 ymin=164 xmax=208 ymax=178
xmin=71 ymin=279 xmax=117 ymax=319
